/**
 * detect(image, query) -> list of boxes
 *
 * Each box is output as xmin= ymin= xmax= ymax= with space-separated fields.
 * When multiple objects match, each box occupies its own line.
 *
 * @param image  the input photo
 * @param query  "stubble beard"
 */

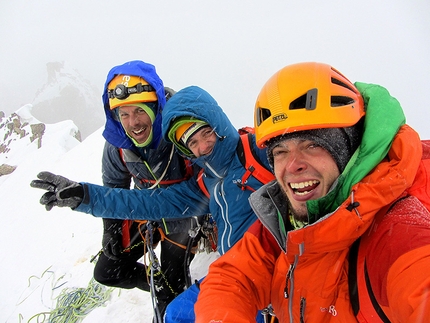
xmin=281 ymin=189 xmax=309 ymax=223
xmin=288 ymin=202 xmax=309 ymax=223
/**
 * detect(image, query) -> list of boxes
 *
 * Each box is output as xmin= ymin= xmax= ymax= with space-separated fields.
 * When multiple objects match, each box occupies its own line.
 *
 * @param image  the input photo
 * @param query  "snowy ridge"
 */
xmin=31 ymin=61 xmax=104 ymax=140
xmin=32 ymin=62 xmax=94 ymax=106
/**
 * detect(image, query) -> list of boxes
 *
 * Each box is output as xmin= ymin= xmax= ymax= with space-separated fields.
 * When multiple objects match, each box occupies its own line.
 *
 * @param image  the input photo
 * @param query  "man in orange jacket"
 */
xmin=195 ymin=62 xmax=430 ymax=322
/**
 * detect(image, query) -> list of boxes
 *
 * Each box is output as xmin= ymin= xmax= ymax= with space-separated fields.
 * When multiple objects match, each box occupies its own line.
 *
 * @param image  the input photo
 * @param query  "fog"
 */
xmin=1 ymin=0 xmax=429 ymax=137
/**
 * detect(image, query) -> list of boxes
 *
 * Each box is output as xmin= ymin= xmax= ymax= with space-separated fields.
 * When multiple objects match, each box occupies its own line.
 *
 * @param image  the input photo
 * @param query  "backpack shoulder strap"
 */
xmin=118 ymin=148 xmax=128 ymax=167
xmin=348 ymin=238 xmax=391 ymax=323
xmin=196 ymin=131 xmax=275 ymax=198
xmin=236 ymin=133 xmax=275 ymax=191
xmin=197 ymin=168 xmax=210 ymax=198
xmin=349 ymin=203 xmax=396 ymax=323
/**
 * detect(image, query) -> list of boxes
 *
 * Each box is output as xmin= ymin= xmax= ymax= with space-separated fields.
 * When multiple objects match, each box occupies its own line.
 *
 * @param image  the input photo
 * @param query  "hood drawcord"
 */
xmin=213 ymin=129 xmax=226 ymax=142
xmin=346 ymin=191 xmax=361 ymax=218
xmin=145 ymin=144 xmax=175 ymax=190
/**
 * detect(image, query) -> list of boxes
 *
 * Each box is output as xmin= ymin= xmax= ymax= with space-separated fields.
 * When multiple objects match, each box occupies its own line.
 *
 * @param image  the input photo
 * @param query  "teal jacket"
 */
xmin=76 ymin=86 xmax=271 ymax=254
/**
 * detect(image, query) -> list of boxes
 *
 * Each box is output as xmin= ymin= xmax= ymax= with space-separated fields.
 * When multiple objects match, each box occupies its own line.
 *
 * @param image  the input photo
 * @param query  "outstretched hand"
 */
xmin=30 ymin=171 xmax=84 ymax=211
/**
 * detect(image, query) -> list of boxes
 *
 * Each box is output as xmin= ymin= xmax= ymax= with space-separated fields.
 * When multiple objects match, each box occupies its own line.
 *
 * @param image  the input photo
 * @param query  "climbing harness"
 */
xmin=145 ymin=222 xmax=168 ymax=323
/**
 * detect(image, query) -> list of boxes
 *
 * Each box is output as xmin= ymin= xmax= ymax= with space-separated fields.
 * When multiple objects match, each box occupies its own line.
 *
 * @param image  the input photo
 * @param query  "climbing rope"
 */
xmin=25 ymin=278 xmax=113 ymax=323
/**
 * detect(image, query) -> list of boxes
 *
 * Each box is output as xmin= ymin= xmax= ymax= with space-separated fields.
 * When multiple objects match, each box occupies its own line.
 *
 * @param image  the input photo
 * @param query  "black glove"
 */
xmin=30 ymin=171 xmax=84 ymax=211
xmin=102 ymin=218 xmax=124 ymax=260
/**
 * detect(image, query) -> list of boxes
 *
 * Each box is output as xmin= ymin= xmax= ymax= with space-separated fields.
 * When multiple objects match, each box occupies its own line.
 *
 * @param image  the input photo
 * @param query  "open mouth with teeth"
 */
xmin=133 ymin=127 xmax=146 ymax=135
xmin=289 ymin=180 xmax=319 ymax=196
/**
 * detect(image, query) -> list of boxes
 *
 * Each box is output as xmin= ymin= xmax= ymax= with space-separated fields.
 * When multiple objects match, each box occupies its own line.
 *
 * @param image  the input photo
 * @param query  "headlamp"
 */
xmin=108 ymin=83 xmax=155 ymax=101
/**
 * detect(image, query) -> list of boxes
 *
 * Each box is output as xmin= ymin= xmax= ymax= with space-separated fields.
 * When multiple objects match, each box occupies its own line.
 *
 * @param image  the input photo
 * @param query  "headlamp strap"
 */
xmin=108 ymin=83 xmax=155 ymax=100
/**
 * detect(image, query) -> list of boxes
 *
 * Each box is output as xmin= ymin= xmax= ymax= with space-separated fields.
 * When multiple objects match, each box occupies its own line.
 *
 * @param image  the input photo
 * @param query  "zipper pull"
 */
xmin=284 ymin=263 xmax=294 ymax=298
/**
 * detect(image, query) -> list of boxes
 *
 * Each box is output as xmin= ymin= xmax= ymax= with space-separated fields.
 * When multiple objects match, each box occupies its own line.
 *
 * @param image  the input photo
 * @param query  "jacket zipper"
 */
xmin=204 ymin=161 xmax=232 ymax=254
xmin=286 ymin=255 xmax=299 ymax=323
xmin=284 ymin=262 xmax=295 ymax=298
xmin=300 ymin=297 xmax=306 ymax=323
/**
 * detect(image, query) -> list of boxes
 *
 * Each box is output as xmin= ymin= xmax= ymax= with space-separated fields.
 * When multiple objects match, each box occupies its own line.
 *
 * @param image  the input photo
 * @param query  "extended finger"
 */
xmin=37 ymin=171 xmax=60 ymax=184
xmin=45 ymin=202 xmax=55 ymax=211
xmin=40 ymin=192 xmax=56 ymax=205
xmin=30 ymin=179 xmax=56 ymax=192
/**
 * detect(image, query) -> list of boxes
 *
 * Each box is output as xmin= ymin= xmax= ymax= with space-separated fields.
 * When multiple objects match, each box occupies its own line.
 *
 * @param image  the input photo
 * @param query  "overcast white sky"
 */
xmin=1 ymin=0 xmax=430 ymax=137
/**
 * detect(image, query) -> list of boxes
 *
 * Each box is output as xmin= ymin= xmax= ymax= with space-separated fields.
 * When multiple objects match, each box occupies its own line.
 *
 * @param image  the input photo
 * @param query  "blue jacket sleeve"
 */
xmin=75 ymin=176 xmax=210 ymax=220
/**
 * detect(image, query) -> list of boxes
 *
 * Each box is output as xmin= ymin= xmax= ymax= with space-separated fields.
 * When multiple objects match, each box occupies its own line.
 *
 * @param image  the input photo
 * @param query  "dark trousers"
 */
xmin=93 ymin=223 xmax=195 ymax=316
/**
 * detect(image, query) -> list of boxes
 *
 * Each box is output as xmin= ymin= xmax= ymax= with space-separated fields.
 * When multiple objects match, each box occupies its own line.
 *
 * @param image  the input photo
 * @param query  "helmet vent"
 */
xmin=289 ymin=88 xmax=317 ymax=110
xmin=256 ymin=107 xmax=271 ymax=126
xmin=331 ymin=77 xmax=356 ymax=93
xmin=331 ymin=96 xmax=355 ymax=107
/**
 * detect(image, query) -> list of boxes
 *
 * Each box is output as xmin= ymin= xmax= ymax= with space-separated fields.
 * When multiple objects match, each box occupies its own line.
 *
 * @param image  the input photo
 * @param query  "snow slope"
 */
xmin=0 ymin=106 xmax=216 ymax=323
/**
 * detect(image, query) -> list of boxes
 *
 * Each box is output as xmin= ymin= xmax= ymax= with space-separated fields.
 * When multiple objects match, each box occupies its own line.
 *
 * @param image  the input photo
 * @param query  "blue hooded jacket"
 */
xmin=76 ymin=86 xmax=271 ymax=254
xmin=100 ymin=60 xmax=193 ymax=191
xmin=102 ymin=60 xmax=166 ymax=150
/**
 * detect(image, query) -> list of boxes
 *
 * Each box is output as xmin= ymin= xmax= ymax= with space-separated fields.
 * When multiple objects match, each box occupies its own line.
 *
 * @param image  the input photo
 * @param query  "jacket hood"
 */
xmin=306 ymin=82 xmax=406 ymax=221
xmin=162 ymin=86 xmax=239 ymax=174
xmin=101 ymin=60 xmax=166 ymax=150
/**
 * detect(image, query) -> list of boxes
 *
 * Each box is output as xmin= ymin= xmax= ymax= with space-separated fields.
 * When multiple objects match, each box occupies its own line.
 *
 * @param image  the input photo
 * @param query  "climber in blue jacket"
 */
xmin=31 ymin=85 xmax=271 ymax=322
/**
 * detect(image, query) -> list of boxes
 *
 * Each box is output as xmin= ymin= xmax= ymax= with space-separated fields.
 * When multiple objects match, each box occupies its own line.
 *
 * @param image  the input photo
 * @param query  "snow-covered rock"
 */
xmin=31 ymin=61 xmax=105 ymax=140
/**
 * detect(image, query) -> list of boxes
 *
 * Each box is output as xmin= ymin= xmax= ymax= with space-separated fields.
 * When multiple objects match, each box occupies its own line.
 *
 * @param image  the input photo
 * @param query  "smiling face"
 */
xmin=118 ymin=105 xmax=152 ymax=144
xmin=272 ymin=138 xmax=340 ymax=222
xmin=186 ymin=126 xmax=217 ymax=157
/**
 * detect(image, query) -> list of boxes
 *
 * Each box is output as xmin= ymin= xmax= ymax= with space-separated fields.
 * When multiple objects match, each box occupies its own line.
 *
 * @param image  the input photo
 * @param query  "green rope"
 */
xmin=26 ymin=278 xmax=114 ymax=323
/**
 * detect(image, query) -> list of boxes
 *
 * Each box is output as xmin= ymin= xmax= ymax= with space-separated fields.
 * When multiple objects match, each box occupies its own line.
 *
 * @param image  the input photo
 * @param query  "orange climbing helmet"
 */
xmin=254 ymin=62 xmax=365 ymax=148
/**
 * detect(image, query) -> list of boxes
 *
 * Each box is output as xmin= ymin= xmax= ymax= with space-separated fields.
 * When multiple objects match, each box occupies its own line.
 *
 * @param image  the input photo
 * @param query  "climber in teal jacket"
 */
xmin=31 ymin=85 xmax=271 ymax=256
xmin=31 ymin=85 xmax=273 ymax=323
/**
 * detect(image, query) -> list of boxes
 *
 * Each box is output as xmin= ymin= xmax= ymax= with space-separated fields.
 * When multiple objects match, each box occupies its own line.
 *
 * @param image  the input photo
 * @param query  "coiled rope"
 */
xmin=24 ymin=278 xmax=113 ymax=323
